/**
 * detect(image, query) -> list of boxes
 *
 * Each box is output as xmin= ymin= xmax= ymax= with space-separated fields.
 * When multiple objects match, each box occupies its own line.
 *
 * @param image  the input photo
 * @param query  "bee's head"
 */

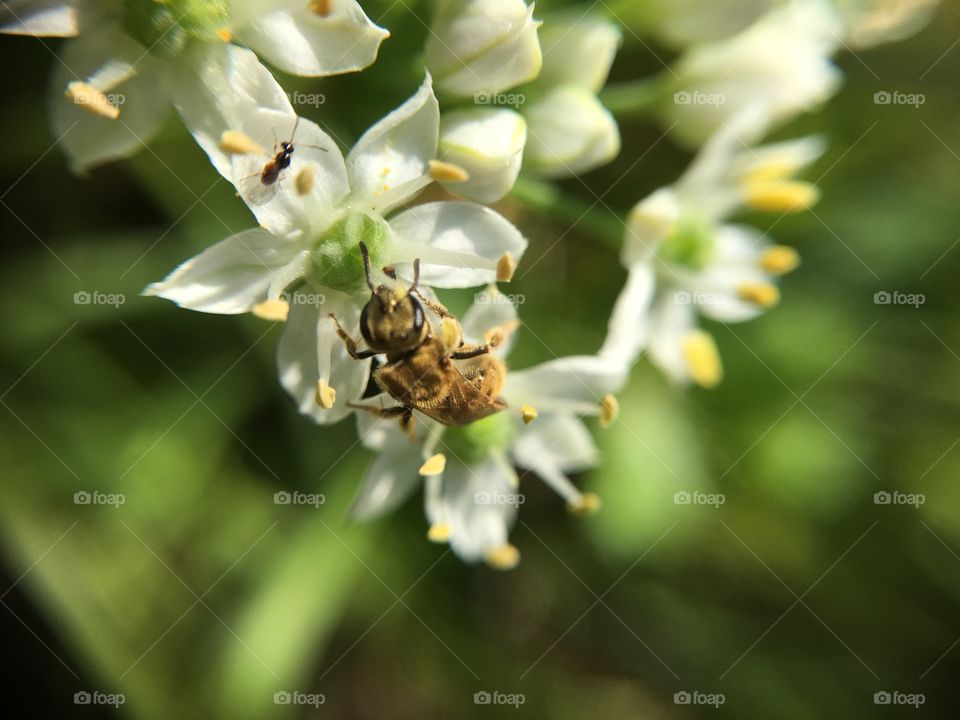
xmin=357 ymin=242 xmax=427 ymax=354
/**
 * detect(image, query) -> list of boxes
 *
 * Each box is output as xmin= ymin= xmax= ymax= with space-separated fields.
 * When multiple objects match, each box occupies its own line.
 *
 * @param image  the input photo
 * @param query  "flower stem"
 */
xmin=510 ymin=176 xmax=624 ymax=250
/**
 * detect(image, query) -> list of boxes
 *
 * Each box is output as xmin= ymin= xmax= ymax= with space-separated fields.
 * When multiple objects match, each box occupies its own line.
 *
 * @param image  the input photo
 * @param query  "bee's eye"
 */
xmin=359 ymin=301 xmax=376 ymax=347
xmin=409 ymin=297 xmax=424 ymax=336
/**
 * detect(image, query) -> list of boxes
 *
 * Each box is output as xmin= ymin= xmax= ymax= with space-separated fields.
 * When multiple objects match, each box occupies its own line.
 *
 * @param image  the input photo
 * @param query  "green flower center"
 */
xmin=122 ymin=0 xmax=230 ymax=57
xmin=443 ymin=412 xmax=515 ymax=466
xmin=658 ymin=216 xmax=715 ymax=270
xmin=309 ymin=213 xmax=391 ymax=295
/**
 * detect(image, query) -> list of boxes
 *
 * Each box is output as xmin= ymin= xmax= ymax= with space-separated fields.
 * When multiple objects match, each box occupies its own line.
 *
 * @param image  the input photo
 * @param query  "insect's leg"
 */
xmin=347 ymin=403 xmax=417 ymax=439
xmin=452 ymin=319 xmax=521 ymax=359
xmin=450 ymin=344 xmax=490 ymax=360
xmin=328 ymin=313 xmax=377 ymax=360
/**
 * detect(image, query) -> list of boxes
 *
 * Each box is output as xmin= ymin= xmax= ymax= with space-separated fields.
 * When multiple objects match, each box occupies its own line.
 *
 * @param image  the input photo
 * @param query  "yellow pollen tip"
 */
xmin=439 ymin=317 xmax=463 ymax=354
xmin=599 ymin=394 xmax=619 ymax=428
xmin=568 ymin=492 xmax=602 ymax=514
xmin=251 ymin=298 xmax=290 ymax=321
xmin=520 ymin=405 xmax=538 ymax=424
xmin=484 ymin=543 xmax=520 ymax=570
xmin=742 ymin=159 xmax=798 ymax=184
xmin=738 ymin=282 xmax=781 ymax=309
xmin=428 ymin=159 xmax=470 ymax=183
xmin=427 ymin=523 xmax=450 ymax=543
xmin=315 ymin=379 xmax=336 ymax=409
xmin=216 ymin=27 xmax=232 ymax=42
xmin=65 ymin=82 xmax=119 ymax=120
xmin=308 ymin=0 xmax=334 ymax=16
xmin=496 ymin=252 xmax=516 ymax=282
xmin=419 ymin=453 xmax=447 ymax=477
xmin=295 ymin=166 xmax=315 ymax=196
xmin=219 ymin=130 xmax=265 ymax=156
xmin=760 ymin=245 xmax=800 ymax=275
xmin=682 ymin=330 xmax=723 ymax=389
xmin=744 ymin=180 xmax=820 ymax=213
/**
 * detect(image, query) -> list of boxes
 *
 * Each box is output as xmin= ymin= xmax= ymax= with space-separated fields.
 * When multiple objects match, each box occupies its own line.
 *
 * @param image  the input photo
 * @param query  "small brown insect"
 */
xmin=329 ymin=242 xmax=509 ymax=434
xmin=238 ymin=116 xmax=326 ymax=205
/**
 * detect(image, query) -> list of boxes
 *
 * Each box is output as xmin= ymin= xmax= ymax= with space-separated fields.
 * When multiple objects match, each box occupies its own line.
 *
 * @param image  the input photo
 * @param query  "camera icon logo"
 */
xmin=474 ymin=691 xmax=492 ymax=705
xmin=674 ymin=691 xmax=692 ymax=704
xmin=674 ymin=291 xmax=691 ymax=305
xmin=274 ymin=691 xmax=292 ymax=704
xmin=74 ymin=491 xmax=91 ymax=505
xmin=874 ymin=291 xmax=891 ymax=305
xmin=874 ymin=491 xmax=892 ymax=505
xmin=74 ymin=691 xmax=91 ymax=705
xmin=673 ymin=91 xmax=691 ymax=105
xmin=874 ymin=91 xmax=891 ymax=105
xmin=273 ymin=491 xmax=291 ymax=505
xmin=674 ymin=491 xmax=691 ymax=505
xmin=74 ymin=291 xmax=91 ymax=305
xmin=474 ymin=92 xmax=491 ymax=105
xmin=474 ymin=492 xmax=491 ymax=505
xmin=874 ymin=691 xmax=891 ymax=704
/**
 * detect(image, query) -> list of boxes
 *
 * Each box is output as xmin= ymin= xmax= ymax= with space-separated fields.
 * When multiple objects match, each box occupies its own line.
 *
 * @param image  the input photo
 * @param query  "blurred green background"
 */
xmin=2 ymin=1 xmax=960 ymax=717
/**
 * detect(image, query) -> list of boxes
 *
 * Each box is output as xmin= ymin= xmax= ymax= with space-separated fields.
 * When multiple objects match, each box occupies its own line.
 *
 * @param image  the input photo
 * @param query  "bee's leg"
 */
xmin=347 ymin=403 xmax=417 ymax=439
xmin=449 ymin=319 xmax=519 ymax=359
xmin=328 ymin=313 xmax=377 ymax=360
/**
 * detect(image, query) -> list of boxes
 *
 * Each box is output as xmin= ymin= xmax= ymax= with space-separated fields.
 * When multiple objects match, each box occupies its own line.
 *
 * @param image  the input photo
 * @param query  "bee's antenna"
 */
xmin=359 ymin=241 xmax=375 ymax=292
xmin=409 ymin=258 xmax=421 ymax=295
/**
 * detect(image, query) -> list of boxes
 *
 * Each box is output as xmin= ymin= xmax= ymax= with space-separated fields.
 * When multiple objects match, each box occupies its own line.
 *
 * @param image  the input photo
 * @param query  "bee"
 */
xmin=329 ymin=242 xmax=510 ymax=434
xmin=237 ymin=116 xmax=326 ymax=206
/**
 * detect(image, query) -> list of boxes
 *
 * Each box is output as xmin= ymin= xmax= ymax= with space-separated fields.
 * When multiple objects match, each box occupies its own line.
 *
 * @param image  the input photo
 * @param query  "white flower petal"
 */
xmin=599 ymin=262 xmax=656 ymax=368
xmin=537 ymin=14 xmax=621 ymax=92
xmin=145 ymin=229 xmax=304 ymax=314
xmin=228 ymin=108 xmax=350 ymax=236
xmin=621 ymin=188 xmax=681 ymax=267
xmin=49 ymin=25 xmax=171 ymax=172
xmin=277 ymin=294 xmax=370 ymax=425
xmin=345 ymin=75 xmax=439 ymax=212
xmin=172 ymin=43 xmax=294 ymax=178
xmin=389 ymin=202 xmax=527 ymax=288
xmin=523 ymin=86 xmax=620 ymax=178
xmin=512 ymin=414 xmax=598 ymax=475
xmin=1 ymin=0 xmax=81 ymax=36
xmin=460 ymin=286 xmax=519 ymax=355
xmin=234 ymin=0 xmax=389 ymax=77
xmin=505 ymin=355 xmax=626 ymax=413
xmin=350 ymin=435 xmax=423 ymax=520
xmin=647 ymin=293 xmax=697 ymax=384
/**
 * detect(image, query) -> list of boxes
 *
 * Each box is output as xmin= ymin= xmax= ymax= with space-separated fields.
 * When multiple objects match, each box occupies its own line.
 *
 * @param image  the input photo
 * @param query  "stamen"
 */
xmin=744 ymin=180 xmax=820 ymax=213
xmin=65 ymin=82 xmax=119 ymax=120
xmin=520 ymin=405 xmax=538 ymax=425
xmin=496 ymin=252 xmax=516 ymax=282
xmin=295 ymin=166 xmax=315 ymax=196
xmin=598 ymin=394 xmax=619 ymax=428
xmin=219 ymin=130 xmax=265 ymax=156
xmin=252 ymin=298 xmax=290 ymax=321
xmin=484 ymin=543 xmax=520 ymax=570
xmin=567 ymin=492 xmax=602 ymax=514
xmin=682 ymin=330 xmax=723 ymax=389
xmin=439 ymin=317 xmax=463 ymax=354
xmin=308 ymin=0 xmax=334 ymax=16
xmin=315 ymin=379 xmax=336 ymax=409
xmin=759 ymin=246 xmax=800 ymax=275
xmin=216 ymin=27 xmax=232 ymax=42
xmin=428 ymin=159 xmax=470 ymax=183
xmin=419 ymin=453 xmax=447 ymax=476
xmin=427 ymin=523 xmax=450 ymax=543
xmin=738 ymin=282 xmax=780 ymax=308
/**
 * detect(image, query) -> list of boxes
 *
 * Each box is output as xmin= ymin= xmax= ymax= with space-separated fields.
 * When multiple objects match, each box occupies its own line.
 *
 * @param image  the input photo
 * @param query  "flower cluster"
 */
xmin=4 ymin=0 xmax=939 ymax=567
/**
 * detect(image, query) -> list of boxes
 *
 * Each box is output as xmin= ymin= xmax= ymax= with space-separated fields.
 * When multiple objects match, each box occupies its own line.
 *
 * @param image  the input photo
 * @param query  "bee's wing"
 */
xmin=412 ymin=366 xmax=505 ymax=427
xmin=232 ymin=152 xmax=281 ymax=207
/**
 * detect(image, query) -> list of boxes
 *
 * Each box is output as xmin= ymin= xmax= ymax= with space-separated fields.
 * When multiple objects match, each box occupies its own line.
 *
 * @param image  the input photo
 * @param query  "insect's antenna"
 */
xmin=408 ymin=258 xmax=421 ymax=295
xmin=359 ymin=241 xmax=375 ymax=292
xmin=290 ymin=115 xmax=301 ymax=141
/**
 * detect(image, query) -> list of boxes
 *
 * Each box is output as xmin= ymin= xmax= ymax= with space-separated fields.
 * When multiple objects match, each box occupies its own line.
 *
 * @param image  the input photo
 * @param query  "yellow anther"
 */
xmin=744 ymin=180 xmax=820 ymax=213
xmin=427 ymin=523 xmax=450 ymax=543
xmin=252 ymin=298 xmax=290 ymax=321
xmin=521 ymin=405 xmax=538 ymax=425
xmin=484 ymin=543 xmax=520 ymax=570
xmin=315 ymin=379 xmax=336 ymax=409
xmin=65 ymin=82 xmax=119 ymax=119
xmin=599 ymin=394 xmax=619 ymax=428
xmin=741 ymin=159 xmax=797 ymax=184
xmin=567 ymin=492 xmax=602 ymax=514
xmin=219 ymin=130 xmax=265 ymax=156
xmin=419 ymin=453 xmax=447 ymax=476
xmin=216 ymin=27 xmax=232 ymax=42
xmin=485 ymin=319 xmax=518 ymax=349
xmin=759 ymin=245 xmax=800 ymax=275
xmin=308 ymin=0 xmax=334 ymax=16
xmin=682 ymin=330 xmax=723 ymax=389
xmin=439 ymin=317 xmax=463 ymax=354
xmin=428 ymin=159 xmax=470 ymax=183
xmin=738 ymin=282 xmax=781 ymax=309
xmin=295 ymin=166 xmax=314 ymax=196
xmin=496 ymin=252 xmax=516 ymax=282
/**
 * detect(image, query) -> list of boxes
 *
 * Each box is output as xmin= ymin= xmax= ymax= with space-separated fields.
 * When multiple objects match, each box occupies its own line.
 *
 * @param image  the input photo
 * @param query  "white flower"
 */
xmin=425 ymin=0 xmax=542 ymax=97
xmin=521 ymin=14 xmax=621 ymax=178
xmin=437 ymin=108 xmax=527 ymax=203
xmin=633 ymin=0 xmax=785 ymax=47
xmin=28 ymin=0 xmax=388 ymax=170
xmin=146 ymin=76 xmax=528 ymax=425
xmin=664 ymin=0 xmax=843 ymax=146
xmin=349 ymin=288 xmax=624 ymax=568
xmin=601 ymin=106 xmax=823 ymax=387
xmin=835 ymin=0 xmax=940 ymax=48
